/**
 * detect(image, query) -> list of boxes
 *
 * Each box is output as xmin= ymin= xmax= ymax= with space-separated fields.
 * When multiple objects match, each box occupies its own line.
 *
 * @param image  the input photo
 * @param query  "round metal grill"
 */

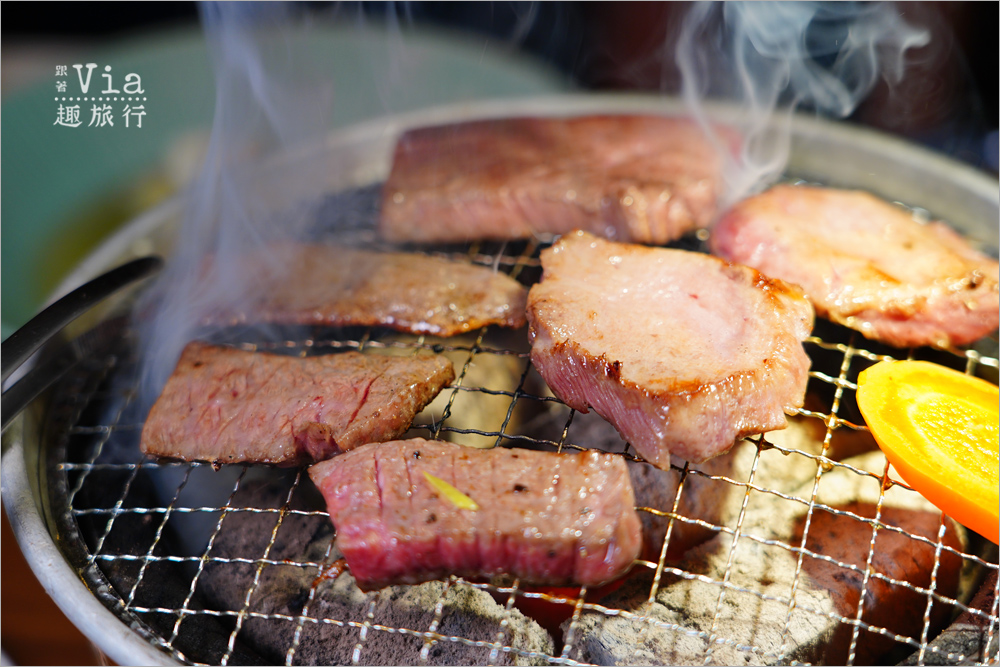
xmin=7 ymin=95 xmax=998 ymax=667
xmin=41 ymin=217 xmax=999 ymax=666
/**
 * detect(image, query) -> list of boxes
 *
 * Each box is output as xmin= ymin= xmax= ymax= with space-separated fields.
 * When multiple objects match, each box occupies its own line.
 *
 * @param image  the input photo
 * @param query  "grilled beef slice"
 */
xmin=309 ymin=439 xmax=643 ymax=591
xmin=380 ymin=115 xmax=737 ymax=245
xmin=141 ymin=342 xmax=454 ymax=466
xmin=198 ymin=475 xmax=555 ymax=666
xmin=205 ymin=242 xmax=528 ymax=336
xmin=710 ymin=184 xmax=1000 ymax=348
xmin=526 ymin=230 xmax=814 ymax=467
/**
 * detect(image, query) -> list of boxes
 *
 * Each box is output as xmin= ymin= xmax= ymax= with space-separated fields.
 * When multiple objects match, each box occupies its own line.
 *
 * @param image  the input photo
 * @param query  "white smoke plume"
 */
xmin=676 ymin=1 xmax=930 ymax=205
xmin=137 ymin=2 xmax=333 ymax=403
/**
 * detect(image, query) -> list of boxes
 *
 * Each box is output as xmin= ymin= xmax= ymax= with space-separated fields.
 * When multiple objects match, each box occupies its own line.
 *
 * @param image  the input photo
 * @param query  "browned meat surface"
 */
xmin=309 ymin=439 xmax=643 ymax=591
xmin=141 ymin=342 xmax=454 ymax=466
xmin=380 ymin=115 xmax=737 ymax=245
xmin=206 ymin=243 xmax=528 ymax=336
xmin=526 ymin=230 xmax=813 ymax=467
xmin=710 ymin=184 xmax=1000 ymax=348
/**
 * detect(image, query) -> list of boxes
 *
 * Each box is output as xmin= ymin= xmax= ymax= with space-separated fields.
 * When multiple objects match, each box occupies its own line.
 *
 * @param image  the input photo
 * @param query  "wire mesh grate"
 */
xmin=42 ymin=227 xmax=1000 ymax=667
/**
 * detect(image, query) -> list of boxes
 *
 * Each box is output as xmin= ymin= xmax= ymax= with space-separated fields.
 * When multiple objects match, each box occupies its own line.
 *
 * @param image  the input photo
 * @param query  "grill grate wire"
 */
xmin=43 ymin=232 xmax=1000 ymax=667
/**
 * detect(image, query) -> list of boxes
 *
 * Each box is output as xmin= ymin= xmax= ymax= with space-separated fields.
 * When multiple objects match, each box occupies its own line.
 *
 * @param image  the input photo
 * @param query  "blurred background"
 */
xmin=2 ymin=1 xmax=997 ymax=337
xmin=1 ymin=2 xmax=997 ymax=664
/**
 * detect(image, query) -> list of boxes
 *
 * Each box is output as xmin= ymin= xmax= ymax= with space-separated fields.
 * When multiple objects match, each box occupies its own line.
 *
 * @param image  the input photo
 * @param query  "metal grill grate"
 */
xmin=43 ymin=227 xmax=999 ymax=666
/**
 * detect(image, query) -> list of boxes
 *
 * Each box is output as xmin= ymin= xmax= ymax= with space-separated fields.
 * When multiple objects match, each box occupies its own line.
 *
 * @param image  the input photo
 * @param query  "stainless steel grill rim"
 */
xmin=4 ymin=94 xmax=999 ymax=666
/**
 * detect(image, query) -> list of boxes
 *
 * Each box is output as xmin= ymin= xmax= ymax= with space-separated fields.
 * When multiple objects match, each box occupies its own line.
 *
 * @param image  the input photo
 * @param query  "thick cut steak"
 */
xmin=380 ymin=115 xmax=736 ymax=245
xmin=206 ymin=243 xmax=528 ymax=336
xmin=141 ymin=342 xmax=454 ymax=466
xmin=710 ymin=184 xmax=1000 ymax=348
xmin=526 ymin=230 xmax=813 ymax=467
xmin=309 ymin=439 xmax=643 ymax=591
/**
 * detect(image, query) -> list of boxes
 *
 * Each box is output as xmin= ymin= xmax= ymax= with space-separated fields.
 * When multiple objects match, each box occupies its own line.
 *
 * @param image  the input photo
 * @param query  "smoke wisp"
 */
xmin=676 ymin=1 xmax=930 ymax=205
xmin=137 ymin=2 xmax=333 ymax=403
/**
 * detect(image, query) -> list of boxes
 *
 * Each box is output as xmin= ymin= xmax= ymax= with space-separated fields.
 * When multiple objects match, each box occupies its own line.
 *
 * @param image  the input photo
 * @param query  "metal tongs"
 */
xmin=1 ymin=256 xmax=163 ymax=433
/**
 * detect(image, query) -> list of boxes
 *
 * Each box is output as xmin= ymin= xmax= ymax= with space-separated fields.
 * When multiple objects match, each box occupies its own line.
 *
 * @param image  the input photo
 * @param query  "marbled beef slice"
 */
xmin=141 ymin=342 xmax=454 ymax=466
xmin=309 ymin=439 xmax=643 ymax=591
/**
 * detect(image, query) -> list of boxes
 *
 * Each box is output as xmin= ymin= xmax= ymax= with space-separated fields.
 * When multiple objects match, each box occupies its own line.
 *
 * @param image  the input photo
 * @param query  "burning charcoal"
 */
xmin=286 ymin=577 xmax=555 ymax=666
xmin=900 ymin=571 xmax=1000 ymax=666
xmin=564 ymin=449 xmax=967 ymax=666
xmin=514 ymin=394 xmax=839 ymax=562
xmin=69 ymin=466 xmax=272 ymax=664
xmin=373 ymin=328 xmax=533 ymax=450
xmin=549 ymin=410 xmax=741 ymax=561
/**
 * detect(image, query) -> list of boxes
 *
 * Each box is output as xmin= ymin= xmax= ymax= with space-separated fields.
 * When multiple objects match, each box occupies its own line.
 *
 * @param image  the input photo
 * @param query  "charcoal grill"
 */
xmin=2 ymin=94 xmax=998 ymax=666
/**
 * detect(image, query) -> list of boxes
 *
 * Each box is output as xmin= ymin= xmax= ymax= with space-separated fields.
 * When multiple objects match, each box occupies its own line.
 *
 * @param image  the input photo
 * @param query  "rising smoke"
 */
xmin=676 ymin=1 xmax=930 ymax=205
xmin=135 ymin=1 xmax=933 ymax=403
xmin=137 ymin=2 xmax=334 ymax=403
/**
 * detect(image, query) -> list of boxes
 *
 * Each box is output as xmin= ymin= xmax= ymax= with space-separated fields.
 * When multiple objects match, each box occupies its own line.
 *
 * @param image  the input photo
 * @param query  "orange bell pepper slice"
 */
xmin=856 ymin=360 xmax=999 ymax=544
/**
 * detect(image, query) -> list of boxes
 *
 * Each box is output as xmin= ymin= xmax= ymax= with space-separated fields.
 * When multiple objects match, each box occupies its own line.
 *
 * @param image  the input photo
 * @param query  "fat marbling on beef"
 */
xmin=205 ymin=243 xmax=528 ymax=336
xmin=309 ymin=438 xmax=642 ymax=591
xmin=526 ymin=230 xmax=814 ymax=468
xmin=710 ymin=184 xmax=1000 ymax=348
xmin=380 ymin=115 xmax=737 ymax=245
xmin=141 ymin=342 xmax=454 ymax=466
